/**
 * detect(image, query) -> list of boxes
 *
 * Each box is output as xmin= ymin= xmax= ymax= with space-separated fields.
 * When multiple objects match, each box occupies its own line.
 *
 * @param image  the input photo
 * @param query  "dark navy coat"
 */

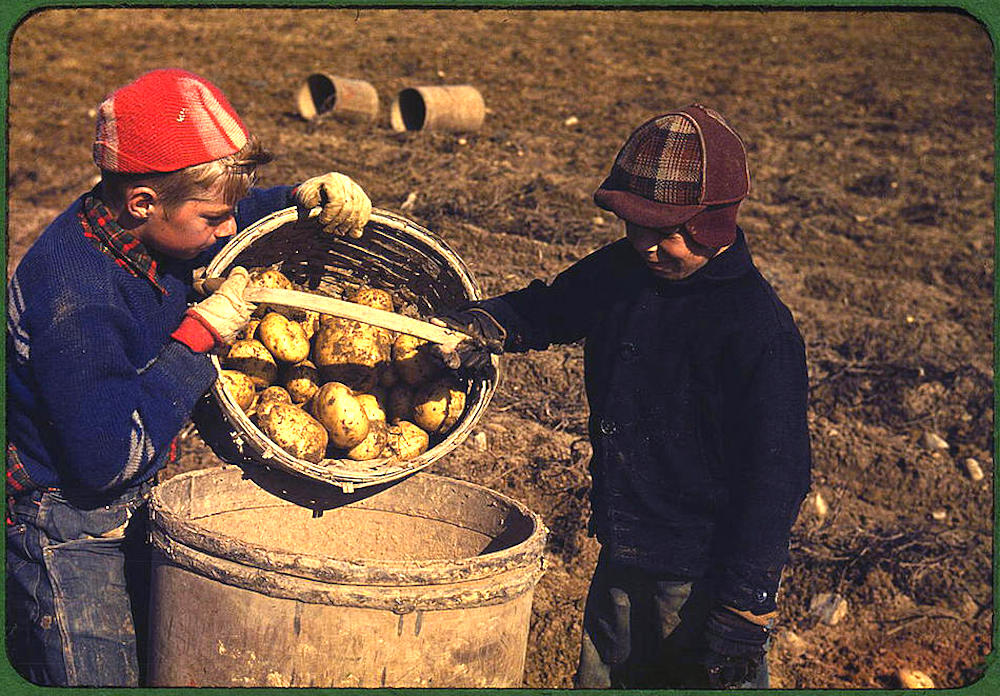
xmin=479 ymin=229 xmax=811 ymax=614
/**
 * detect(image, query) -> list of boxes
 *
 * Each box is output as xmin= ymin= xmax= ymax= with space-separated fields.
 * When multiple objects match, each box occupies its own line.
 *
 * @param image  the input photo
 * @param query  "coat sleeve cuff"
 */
xmin=717 ymin=564 xmax=783 ymax=615
xmin=171 ymin=311 xmax=222 ymax=353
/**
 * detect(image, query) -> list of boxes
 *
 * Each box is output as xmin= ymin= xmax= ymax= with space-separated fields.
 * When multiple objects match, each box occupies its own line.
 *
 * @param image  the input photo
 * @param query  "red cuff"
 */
xmin=171 ymin=311 xmax=222 ymax=352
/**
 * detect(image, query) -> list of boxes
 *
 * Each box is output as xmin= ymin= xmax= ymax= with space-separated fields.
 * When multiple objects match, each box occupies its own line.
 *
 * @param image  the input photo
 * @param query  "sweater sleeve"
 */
xmin=476 ymin=240 xmax=636 ymax=352
xmin=30 ymin=302 xmax=218 ymax=492
xmin=716 ymin=329 xmax=812 ymax=615
xmin=234 ymin=185 xmax=297 ymax=231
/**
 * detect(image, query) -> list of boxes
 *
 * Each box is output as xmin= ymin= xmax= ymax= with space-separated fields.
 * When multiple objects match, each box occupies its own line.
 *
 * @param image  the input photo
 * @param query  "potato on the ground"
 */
xmin=221 ymin=339 xmax=277 ymax=388
xmin=412 ymin=376 xmax=467 ymax=434
xmin=218 ymin=370 xmax=257 ymax=411
xmin=258 ymin=312 xmax=311 ymax=364
xmin=392 ymin=333 xmax=440 ymax=385
xmin=386 ymin=420 xmax=430 ymax=459
xmin=282 ymin=360 xmax=320 ymax=404
xmin=386 ymin=383 xmax=415 ymax=423
xmin=312 ymin=318 xmax=391 ymax=391
xmin=344 ymin=419 xmax=389 ymax=461
xmin=258 ymin=403 xmax=328 ymax=463
xmin=311 ymin=382 xmax=370 ymax=448
xmin=347 ymin=287 xmax=394 ymax=312
xmin=254 ymin=385 xmax=292 ymax=420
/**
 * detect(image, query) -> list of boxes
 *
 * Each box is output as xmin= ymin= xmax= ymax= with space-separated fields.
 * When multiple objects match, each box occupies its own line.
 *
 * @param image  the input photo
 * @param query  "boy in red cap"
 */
xmin=5 ymin=68 xmax=371 ymax=686
xmin=438 ymin=104 xmax=811 ymax=689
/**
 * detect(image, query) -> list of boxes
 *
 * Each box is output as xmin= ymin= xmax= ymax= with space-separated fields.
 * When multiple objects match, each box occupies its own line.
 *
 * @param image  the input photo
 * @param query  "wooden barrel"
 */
xmin=147 ymin=465 xmax=548 ymax=687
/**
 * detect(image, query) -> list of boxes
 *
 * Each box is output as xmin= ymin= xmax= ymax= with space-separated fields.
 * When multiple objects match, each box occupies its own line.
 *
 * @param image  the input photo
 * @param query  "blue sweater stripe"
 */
xmin=7 ymin=275 xmax=30 ymax=362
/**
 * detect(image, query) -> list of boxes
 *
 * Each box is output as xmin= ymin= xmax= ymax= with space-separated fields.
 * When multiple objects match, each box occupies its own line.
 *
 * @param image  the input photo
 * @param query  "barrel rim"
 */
xmin=150 ymin=467 xmax=549 ymax=587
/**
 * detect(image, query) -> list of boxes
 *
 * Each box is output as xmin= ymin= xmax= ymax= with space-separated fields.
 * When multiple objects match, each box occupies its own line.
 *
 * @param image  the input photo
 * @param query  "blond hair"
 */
xmin=100 ymin=134 xmax=273 ymax=214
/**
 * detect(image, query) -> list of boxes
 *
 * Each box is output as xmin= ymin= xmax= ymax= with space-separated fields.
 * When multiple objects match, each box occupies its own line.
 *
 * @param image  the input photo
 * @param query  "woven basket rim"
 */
xmin=204 ymin=206 xmax=498 ymax=493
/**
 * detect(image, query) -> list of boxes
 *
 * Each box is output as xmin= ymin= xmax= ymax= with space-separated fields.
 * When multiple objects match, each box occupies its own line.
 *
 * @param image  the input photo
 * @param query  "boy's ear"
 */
xmin=124 ymin=186 xmax=158 ymax=220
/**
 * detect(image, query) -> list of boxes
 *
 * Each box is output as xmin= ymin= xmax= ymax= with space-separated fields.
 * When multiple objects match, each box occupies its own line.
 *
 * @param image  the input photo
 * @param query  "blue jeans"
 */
xmin=5 ymin=479 xmax=154 ymax=686
xmin=574 ymin=551 xmax=770 ymax=689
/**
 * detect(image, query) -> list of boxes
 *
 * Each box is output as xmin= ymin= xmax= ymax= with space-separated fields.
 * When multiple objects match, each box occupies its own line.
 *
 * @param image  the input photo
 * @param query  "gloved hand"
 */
xmin=429 ymin=307 xmax=507 ymax=371
xmin=701 ymin=607 xmax=770 ymax=689
xmin=295 ymin=172 xmax=371 ymax=238
xmin=187 ymin=267 xmax=255 ymax=344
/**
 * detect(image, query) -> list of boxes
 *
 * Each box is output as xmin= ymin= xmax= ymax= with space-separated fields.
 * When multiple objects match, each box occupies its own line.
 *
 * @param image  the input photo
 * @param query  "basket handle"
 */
xmin=194 ymin=280 xmax=469 ymax=349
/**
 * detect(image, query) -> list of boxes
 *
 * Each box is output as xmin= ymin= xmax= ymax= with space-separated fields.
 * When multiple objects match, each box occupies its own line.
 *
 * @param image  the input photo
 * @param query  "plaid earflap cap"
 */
xmin=593 ymin=103 xmax=750 ymax=247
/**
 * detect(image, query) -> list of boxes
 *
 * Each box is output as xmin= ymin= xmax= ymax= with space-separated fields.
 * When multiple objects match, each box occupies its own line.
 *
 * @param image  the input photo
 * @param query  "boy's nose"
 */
xmin=632 ymin=236 xmax=659 ymax=255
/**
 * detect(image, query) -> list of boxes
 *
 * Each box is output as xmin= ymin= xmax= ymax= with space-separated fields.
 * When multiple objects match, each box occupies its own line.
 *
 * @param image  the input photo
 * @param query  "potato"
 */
xmin=347 ymin=287 xmax=394 ymax=312
xmin=249 ymin=268 xmax=297 ymax=319
xmin=392 ymin=333 xmax=440 ymax=385
xmin=311 ymin=382 xmax=370 ymax=449
xmin=386 ymin=384 xmax=415 ymax=423
xmin=312 ymin=318 xmax=391 ymax=391
xmin=344 ymin=419 xmax=389 ymax=461
xmin=298 ymin=310 xmax=321 ymax=340
xmin=412 ymin=376 xmax=467 ymax=434
xmin=249 ymin=268 xmax=293 ymax=290
xmin=254 ymin=385 xmax=292 ymax=420
xmin=221 ymin=339 xmax=277 ymax=388
xmin=258 ymin=312 xmax=311 ymax=364
xmin=356 ymin=392 xmax=387 ymax=423
xmin=385 ymin=421 xmax=430 ymax=459
xmin=218 ymin=370 xmax=256 ymax=411
xmin=898 ymin=670 xmax=935 ymax=689
xmin=258 ymin=403 xmax=328 ymax=463
xmin=243 ymin=318 xmax=261 ymax=341
xmin=282 ymin=360 xmax=320 ymax=404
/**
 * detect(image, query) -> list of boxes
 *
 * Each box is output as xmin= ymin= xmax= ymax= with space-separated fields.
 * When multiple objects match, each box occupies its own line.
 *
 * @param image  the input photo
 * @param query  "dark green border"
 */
xmin=1 ymin=1 xmax=997 ymax=695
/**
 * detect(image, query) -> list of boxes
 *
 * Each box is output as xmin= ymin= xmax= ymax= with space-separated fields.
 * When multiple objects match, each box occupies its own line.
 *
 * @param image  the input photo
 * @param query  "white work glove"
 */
xmin=295 ymin=172 xmax=372 ymax=239
xmin=188 ymin=267 xmax=255 ymax=343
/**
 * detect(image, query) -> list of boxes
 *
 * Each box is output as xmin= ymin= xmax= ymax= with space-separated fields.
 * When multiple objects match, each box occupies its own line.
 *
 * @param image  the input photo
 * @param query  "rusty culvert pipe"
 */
xmin=390 ymin=85 xmax=485 ymax=132
xmin=146 ymin=465 xmax=548 ymax=688
xmin=296 ymin=73 xmax=378 ymax=122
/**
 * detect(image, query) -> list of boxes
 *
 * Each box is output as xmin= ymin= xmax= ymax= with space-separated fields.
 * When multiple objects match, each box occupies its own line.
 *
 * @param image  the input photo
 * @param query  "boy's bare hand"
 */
xmin=295 ymin=172 xmax=371 ymax=238
xmin=188 ymin=267 xmax=255 ymax=343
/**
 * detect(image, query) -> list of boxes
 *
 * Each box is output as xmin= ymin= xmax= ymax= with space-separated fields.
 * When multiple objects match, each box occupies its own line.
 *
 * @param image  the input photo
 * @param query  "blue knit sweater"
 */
xmin=6 ymin=185 xmax=294 ymax=493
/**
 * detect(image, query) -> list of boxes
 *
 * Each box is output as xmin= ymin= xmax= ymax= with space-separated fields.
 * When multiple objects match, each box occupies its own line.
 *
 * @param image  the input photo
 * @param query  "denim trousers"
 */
xmin=5 ymin=479 xmax=154 ymax=687
xmin=574 ymin=550 xmax=770 ymax=689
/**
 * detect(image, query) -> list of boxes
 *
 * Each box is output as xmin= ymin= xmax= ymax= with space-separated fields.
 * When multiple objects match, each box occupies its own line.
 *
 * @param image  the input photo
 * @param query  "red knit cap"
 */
xmin=93 ymin=69 xmax=249 ymax=173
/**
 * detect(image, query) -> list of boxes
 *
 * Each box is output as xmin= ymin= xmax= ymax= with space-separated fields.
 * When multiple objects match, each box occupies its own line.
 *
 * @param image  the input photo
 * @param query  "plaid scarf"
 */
xmin=6 ymin=443 xmax=45 ymax=499
xmin=79 ymin=189 xmax=168 ymax=294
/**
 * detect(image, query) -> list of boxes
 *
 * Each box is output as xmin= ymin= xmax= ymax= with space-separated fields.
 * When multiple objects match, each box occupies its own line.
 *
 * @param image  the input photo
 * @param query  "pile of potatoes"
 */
xmin=216 ymin=267 xmax=468 ymax=466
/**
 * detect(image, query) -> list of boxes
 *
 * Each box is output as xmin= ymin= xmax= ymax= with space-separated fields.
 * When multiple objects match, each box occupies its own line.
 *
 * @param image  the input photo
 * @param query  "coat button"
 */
xmin=599 ymin=418 xmax=618 ymax=435
xmin=619 ymin=342 xmax=639 ymax=360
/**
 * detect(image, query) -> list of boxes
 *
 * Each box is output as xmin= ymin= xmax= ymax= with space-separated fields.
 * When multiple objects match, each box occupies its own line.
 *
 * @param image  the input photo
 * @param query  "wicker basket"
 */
xmin=203 ymin=206 xmax=498 ymax=493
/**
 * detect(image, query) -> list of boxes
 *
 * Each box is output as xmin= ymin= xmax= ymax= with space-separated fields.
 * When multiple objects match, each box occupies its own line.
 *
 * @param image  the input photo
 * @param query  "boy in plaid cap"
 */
xmin=6 ymin=68 xmax=371 ymax=686
xmin=438 ymin=104 xmax=811 ymax=689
